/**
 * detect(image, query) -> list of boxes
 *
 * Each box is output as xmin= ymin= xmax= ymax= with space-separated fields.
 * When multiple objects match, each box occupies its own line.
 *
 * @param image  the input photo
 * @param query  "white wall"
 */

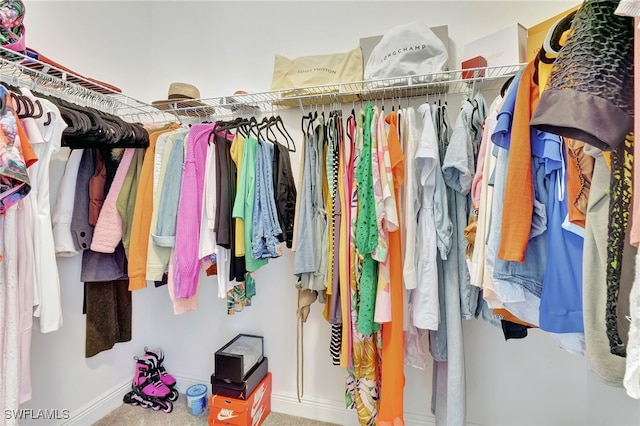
xmin=19 ymin=1 xmax=640 ymax=425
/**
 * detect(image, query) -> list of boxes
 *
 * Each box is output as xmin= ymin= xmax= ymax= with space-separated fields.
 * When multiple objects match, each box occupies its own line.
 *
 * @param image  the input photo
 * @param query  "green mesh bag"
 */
xmin=530 ymin=0 xmax=634 ymax=151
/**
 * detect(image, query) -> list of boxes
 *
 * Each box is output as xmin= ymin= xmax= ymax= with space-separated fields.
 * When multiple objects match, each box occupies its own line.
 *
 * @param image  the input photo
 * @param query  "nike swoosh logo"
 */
xmin=250 ymin=384 xmax=266 ymax=418
xmin=217 ymin=412 xmax=238 ymax=421
xmin=252 ymin=405 xmax=265 ymax=426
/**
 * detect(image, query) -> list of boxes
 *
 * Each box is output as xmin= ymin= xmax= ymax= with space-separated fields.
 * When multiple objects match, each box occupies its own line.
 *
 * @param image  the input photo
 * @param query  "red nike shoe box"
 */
xmin=209 ymin=372 xmax=271 ymax=426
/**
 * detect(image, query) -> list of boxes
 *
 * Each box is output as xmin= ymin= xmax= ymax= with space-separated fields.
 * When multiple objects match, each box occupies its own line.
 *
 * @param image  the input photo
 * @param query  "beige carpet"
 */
xmin=93 ymin=394 xmax=341 ymax=426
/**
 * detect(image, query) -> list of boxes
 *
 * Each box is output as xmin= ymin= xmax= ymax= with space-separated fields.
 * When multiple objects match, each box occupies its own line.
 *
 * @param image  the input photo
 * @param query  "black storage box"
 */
xmin=211 ymin=356 xmax=269 ymax=400
xmin=214 ymin=334 xmax=264 ymax=384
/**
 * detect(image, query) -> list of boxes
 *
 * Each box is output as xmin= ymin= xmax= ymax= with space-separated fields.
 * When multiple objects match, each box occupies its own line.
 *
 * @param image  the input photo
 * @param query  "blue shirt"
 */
xmin=538 ymin=134 xmax=585 ymax=333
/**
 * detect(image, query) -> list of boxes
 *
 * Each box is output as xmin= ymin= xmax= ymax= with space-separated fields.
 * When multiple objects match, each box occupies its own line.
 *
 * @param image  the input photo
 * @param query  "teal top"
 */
xmin=233 ymin=136 xmax=267 ymax=272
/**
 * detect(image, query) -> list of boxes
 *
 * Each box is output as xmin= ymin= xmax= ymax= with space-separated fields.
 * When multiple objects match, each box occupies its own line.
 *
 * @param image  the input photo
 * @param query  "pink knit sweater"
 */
xmin=91 ymin=149 xmax=136 ymax=253
xmin=173 ymin=124 xmax=214 ymax=298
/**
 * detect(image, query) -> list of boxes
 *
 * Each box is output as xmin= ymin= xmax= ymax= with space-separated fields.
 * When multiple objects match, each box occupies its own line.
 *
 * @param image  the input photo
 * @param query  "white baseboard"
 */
xmin=270 ymin=392 xmax=357 ymax=426
xmin=173 ymin=374 xmax=207 ymax=394
xmin=62 ymin=379 xmax=131 ymax=426
xmin=269 ymin=391 xmax=491 ymax=426
xmin=67 ymin=373 xmax=468 ymax=426
xmin=174 ymin=374 xmax=436 ymax=426
xmin=270 ymin=392 xmax=437 ymax=426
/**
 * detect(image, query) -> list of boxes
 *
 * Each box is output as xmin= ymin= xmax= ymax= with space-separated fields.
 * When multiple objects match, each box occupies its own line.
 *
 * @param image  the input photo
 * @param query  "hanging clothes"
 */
xmin=294 ymin=115 xmax=328 ymax=294
xmin=324 ymin=113 xmax=338 ymax=316
xmin=272 ymin=137 xmax=297 ymax=249
xmin=355 ymin=103 xmax=379 ymax=336
xmin=442 ymin=94 xmax=485 ymax=321
xmin=51 ymin=148 xmax=83 ymax=257
xmin=324 ymin=112 xmax=343 ymax=365
xmin=252 ymin=139 xmax=283 ymax=260
xmin=146 ymin=131 xmax=187 ymax=281
xmin=470 ymin=95 xmax=501 ymax=301
xmin=117 ymin=145 xmax=145 ymax=258
xmin=314 ymin=117 xmax=330 ymax=298
xmin=605 ymin=134 xmax=634 ymax=357
xmin=377 ymin=109 xmax=405 ymax=426
xmin=1 ymin=206 xmax=19 ymax=424
xmin=128 ymin=124 xmax=180 ymax=290
xmin=432 ymin=94 xmax=487 ymax=426
xmin=200 ymin=134 xmax=218 ymax=268
xmin=402 ymin=106 xmax=432 ymax=371
xmin=487 ymin=67 xmax=544 ymax=327
xmin=174 ymin=123 xmax=213 ymax=299
xmin=80 ymin=150 xmax=129 ymax=284
xmin=582 ymin=145 xmax=627 ymax=385
xmin=79 ymin=151 xmax=131 ymax=358
xmin=230 ymin=133 xmax=248 ymax=261
xmin=229 ymin=134 xmax=263 ymax=308
xmin=0 ymin=95 xmax=31 ymax=212
xmin=345 ymin=105 xmax=380 ymax=426
xmin=152 ymin=132 xmax=187 ymax=307
xmin=373 ymin=106 xmax=398 ymax=325
xmin=402 ymin=105 xmax=420 ymax=295
xmin=338 ymin=110 xmax=356 ymax=369
xmin=428 ymin=101 xmax=453 ymax=365
xmin=215 ymin=128 xmax=246 ymax=293
xmin=15 ymin=197 xmax=34 ymax=403
xmin=88 ymin=149 xmax=106 ymax=226
xmin=90 ymin=148 xmax=137 ymax=254
xmin=22 ymin=90 xmax=65 ymax=334
xmin=412 ymin=102 xmax=443 ymax=331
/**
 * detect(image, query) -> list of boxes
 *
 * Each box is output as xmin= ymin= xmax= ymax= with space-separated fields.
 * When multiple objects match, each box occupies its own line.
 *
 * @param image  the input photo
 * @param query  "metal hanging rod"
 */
xmin=163 ymin=64 xmax=526 ymax=116
xmin=0 ymin=44 xmax=526 ymax=122
xmin=0 ymin=45 xmax=174 ymax=120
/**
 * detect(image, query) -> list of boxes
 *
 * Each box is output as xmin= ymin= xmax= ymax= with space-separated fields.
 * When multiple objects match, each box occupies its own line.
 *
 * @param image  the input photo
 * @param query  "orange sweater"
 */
xmin=498 ymin=61 xmax=538 ymax=262
xmin=128 ymin=124 xmax=180 ymax=290
xmin=378 ymin=112 xmax=405 ymax=426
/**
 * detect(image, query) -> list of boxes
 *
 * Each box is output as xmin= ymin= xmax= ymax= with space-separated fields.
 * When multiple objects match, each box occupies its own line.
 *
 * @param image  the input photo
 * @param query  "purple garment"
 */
xmin=174 ymin=124 xmax=214 ymax=298
xmin=71 ymin=149 xmax=95 ymax=251
xmin=81 ymin=243 xmax=128 ymax=282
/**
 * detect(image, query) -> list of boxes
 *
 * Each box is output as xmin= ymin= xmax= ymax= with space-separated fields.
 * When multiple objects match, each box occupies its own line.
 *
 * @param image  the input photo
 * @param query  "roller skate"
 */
xmin=122 ymin=355 xmax=173 ymax=413
xmin=144 ymin=347 xmax=179 ymax=402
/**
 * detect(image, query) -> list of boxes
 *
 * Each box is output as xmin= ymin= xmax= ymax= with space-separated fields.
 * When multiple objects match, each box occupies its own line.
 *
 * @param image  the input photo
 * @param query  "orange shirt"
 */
xmin=494 ymin=308 xmax=537 ymax=328
xmin=498 ymin=61 xmax=538 ymax=262
xmin=128 ymin=124 xmax=180 ymax=291
xmin=378 ymin=112 xmax=405 ymax=426
xmin=14 ymin=111 xmax=37 ymax=168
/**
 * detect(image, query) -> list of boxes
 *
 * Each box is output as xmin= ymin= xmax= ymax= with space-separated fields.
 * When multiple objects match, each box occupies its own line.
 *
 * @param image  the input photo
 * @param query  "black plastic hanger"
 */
xmin=276 ymin=117 xmax=296 ymax=152
xmin=500 ymin=75 xmax=515 ymax=98
xmin=346 ymin=110 xmax=356 ymax=145
xmin=302 ymin=111 xmax=317 ymax=137
xmin=31 ymin=99 xmax=44 ymax=119
xmin=12 ymin=92 xmax=34 ymax=118
xmin=260 ymin=115 xmax=294 ymax=152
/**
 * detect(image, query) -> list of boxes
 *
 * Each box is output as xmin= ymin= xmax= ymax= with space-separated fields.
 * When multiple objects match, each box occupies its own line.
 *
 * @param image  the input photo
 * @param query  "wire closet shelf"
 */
xmin=0 ymin=44 xmax=524 ymax=121
xmin=0 ymin=45 xmax=176 ymax=122
xmin=165 ymin=63 xmax=525 ymax=118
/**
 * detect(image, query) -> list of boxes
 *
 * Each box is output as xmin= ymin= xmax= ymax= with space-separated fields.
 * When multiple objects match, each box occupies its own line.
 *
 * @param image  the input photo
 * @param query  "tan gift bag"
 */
xmin=270 ymin=47 xmax=363 ymax=100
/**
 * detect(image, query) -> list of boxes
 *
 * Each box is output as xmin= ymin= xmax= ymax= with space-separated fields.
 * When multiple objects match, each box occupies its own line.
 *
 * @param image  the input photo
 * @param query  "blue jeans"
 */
xmin=487 ymin=147 xmax=547 ymax=326
xmin=252 ymin=141 xmax=282 ymax=260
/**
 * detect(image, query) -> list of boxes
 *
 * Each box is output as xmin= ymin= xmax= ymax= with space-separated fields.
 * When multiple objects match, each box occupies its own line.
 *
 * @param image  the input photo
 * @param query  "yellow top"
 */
xmin=230 ymin=133 xmax=246 ymax=256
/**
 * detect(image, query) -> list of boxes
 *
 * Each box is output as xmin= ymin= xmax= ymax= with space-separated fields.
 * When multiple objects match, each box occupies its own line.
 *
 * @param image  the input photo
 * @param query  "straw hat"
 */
xmin=152 ymin=82 xmax=214 ymax=116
